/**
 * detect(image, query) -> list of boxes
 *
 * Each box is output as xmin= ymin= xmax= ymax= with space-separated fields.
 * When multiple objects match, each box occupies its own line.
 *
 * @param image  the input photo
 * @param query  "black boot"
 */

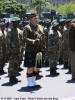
xmin=68 ymin=66 xmax=71 ymax=74
xmin=59 ymin=57 xmax=63 ymax=65
xmin=9 ymin=76 xmax=18 ymax=84
xmin=45 ymin=60 xmax=49 ymax=67
xmin=0 ymin=68 xmax=6 ymax=75
xmin=64 ymin=61 xmax=68 ymax=69
xmin=18 ymin=68 xmax=23 ymax=72
xmin=50 ymin=67 xmax=59 ymax=76
xmin=36 ymin=71 xmax=43 ymax=80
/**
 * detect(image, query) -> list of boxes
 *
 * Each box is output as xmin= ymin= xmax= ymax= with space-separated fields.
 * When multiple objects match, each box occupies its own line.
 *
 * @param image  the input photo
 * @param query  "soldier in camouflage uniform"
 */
xmin=69 ymin=23 xmax=75 ymax=79
xmin=63 ymin=19 xmax=71 ymax=70
xmin=44 ymin=20 xmax=51 ymax=67
xmin=7 ymin=17 xmax=23 ymax=84
xmin=0 ymin=22 xmax=7 ymax=75
xmin=48 ymin=20 xmax=61 ymax=76
xmin=58 ymin=19 xmax=66 ymax=65
xmin=23 ymin=14 xmax=45 ymax=87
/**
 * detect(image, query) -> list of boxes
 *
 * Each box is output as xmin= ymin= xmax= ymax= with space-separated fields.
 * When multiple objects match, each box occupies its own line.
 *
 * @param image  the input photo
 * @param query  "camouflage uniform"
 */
xmin=0 ymin=31 xmax=3 ymax=71
xmin=7 ymin=27 xmax=23 ymax=77
xmin=44 ymin=27 xmax=50 ymax=49
xmin=0 ymin=23 xmax=7 ymax=75
xmin=23 ymin=23 xmax=45 ymax=67
xmin=63 ymin=26 xmax=70 ymax=68
xmin=58 ymin=25 xmax=65 ymax=65
xmin=69 ymin=23 xmax=75 ymax=79
xmin=44 ymin=27 xmax=50 ymax=67
xmin=17 ymin=28 xmax=24 ymax=65
xmin=48 ymin=22 xmax=61 ymax=75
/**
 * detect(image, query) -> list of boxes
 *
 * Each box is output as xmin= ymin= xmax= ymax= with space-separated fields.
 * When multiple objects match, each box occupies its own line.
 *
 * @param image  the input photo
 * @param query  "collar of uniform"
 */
xmin=30 ymin=23 xmax=38 ymax=30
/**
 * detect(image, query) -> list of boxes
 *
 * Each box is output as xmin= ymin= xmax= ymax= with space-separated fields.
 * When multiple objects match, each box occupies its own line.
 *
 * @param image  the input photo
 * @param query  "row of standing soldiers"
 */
xmin=43 ymin=18 xmax=75 ymax=78
xmin=0 ymin=17 xmax=24 ymax=83
xmin=0 ymin=16 xmax=75 ymax=85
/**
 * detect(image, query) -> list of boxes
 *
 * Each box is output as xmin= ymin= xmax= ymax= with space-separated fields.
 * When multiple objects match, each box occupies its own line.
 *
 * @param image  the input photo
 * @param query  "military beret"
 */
xmin=0 ymin=22 xmax=5 ymax=27
xmin=11 ymin=17 xmax=20 ymax=22
xmin=30 ymin=13 xmax=37 ymax=18
xmin=59 ymin=19 xmax=66 ymax=23
xmin=71 ymin=18 xmax=75 ymax=23
xmin=66 ymin=19 xmax=71 ymax=23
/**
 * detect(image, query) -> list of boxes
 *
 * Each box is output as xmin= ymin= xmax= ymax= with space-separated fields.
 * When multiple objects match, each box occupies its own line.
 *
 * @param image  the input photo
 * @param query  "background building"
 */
xmin=50 ymin=0 xmax=75 ymax=7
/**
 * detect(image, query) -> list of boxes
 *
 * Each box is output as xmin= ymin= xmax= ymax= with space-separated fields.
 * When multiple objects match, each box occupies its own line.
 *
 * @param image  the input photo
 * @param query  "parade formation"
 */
xmin=0 ymin=12 xmax=75 ymax=89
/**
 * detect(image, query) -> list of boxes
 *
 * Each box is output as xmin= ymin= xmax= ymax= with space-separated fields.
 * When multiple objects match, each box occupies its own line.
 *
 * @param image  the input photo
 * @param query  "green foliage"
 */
xmin=32 ymin=0 xmax=50 ymax=17
xmin=46 ymin=4 xmax=56 ymax=11
xmin=0 ymin=0 xmax=5 ymax=12
xmin=0 ymin=0 xmax=75 ymax=16
xmin=56 ymin=3 xmax=75 ymax=14
xmin=0 ymin=0 xmax=27 ymax=14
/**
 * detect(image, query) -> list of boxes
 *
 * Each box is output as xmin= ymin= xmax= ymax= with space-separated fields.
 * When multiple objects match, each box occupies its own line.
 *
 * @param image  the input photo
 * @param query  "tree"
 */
xmin=3 ymin=0 xmax=27 ymax=14
xmin=56 ymin=3 xmax=75 ymax=15
xmin=0 ymin=0 xmax=5 ymax=13
xmin=32 ymin=0 xmax=46 ymax=17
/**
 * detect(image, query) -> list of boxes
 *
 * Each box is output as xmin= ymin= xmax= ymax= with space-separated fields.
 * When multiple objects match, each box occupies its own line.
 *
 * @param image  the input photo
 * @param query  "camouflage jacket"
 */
xmin=7 ymin=27 xmax=23 ymax=54
xmin=69 ymin=23 xmax=75 ymax=51
xmin=0 ymin=30 xmax=7 ymax=54
xmin=23 ymin=23 xmax=46 ymax=53
xmin=44 ymin=27 xmax=50 ymax=49
xmin=63 ymin=26 xmax=70 ymax=49
xmin=48 ymin=28 xmax=61 ymax=52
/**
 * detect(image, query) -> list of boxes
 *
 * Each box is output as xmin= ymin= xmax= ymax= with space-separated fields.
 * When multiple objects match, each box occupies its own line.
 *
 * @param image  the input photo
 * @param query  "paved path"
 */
xmin=0 ymin=62 xmax=75 ymax=100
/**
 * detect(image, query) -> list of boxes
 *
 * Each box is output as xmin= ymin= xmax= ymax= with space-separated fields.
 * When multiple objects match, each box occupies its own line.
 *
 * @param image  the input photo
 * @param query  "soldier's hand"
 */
xmin=33 ymin=38 xmax=40 ymax=45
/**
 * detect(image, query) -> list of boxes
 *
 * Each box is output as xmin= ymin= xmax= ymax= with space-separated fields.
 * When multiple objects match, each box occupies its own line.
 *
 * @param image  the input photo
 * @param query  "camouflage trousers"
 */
xmin=71 ymin=51 xmax=75 ymax=79
xmin=48 ymin=50 xmax=60 ymax=68
xmin=63 ymin=43 xmax=69 ymax=62
xmin=0 ymin=52 xmax=6 ymax=69
xmin=8 ymin=53 xmax=22 ymax=77
xmin=68 ymin=51 xmax=71 ymax=68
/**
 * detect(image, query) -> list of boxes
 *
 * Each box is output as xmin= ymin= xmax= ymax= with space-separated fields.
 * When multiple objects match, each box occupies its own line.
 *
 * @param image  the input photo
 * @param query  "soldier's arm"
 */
xmin=6 ymin=31 xmax=11 ymax=46
xmin=6 ymin=31 xmax=12 ymax=53
xmin=48 ymin=31 xmax=58 ymax=51
xmin=40 ymin=26 xmax=46 ymax=52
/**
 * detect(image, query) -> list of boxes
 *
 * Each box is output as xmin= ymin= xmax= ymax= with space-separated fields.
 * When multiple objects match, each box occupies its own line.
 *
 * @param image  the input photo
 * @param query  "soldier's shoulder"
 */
xmin=44 ymin=27 xmax=48 ymax=33
xmin=64 ymin=26 xmax=67 ymax=31
xmin=48 ymin=28 xmax=54 ymax=35
xmin=38 ymin=24 xmax=44 ymax=34
xmin=17 ymin=28 xmax=23 ymax=33
xmin=7 ymin=28 xmax=13 ymax=36
xmin=71 ymin=23 xmax=75 ymax=28
xmin=57 ymin=30 xmax=62 ymax=37
xmin=4 ymin=30 xmax=7 ymax=37
xmin=24 ymin=24 xmax=30 ymax=30
xmin=0 ymin=30 xmax=3 ymax=37
xmin=38 ymin=24 xmax=43 ymax=29
xmin=8 ymin=28 xmax=11 ymax=32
